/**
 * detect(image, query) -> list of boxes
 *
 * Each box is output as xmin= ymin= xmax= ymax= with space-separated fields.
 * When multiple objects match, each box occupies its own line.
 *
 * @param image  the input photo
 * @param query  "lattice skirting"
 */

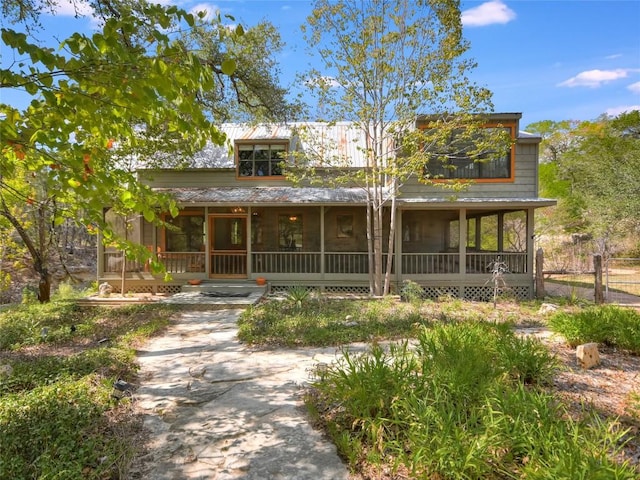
xmin=105 ymin=283 xmax=182 ymax=295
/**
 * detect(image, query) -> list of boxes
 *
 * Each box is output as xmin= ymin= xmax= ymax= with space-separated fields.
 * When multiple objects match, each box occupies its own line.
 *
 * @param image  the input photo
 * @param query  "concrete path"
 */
xmin=129 ymin=309 xmax=353 ymax=480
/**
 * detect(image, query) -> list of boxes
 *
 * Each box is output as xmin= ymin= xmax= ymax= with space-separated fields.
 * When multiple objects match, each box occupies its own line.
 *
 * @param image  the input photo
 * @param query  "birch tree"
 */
xmin=299 ymin=0 xmax=505 ymax=295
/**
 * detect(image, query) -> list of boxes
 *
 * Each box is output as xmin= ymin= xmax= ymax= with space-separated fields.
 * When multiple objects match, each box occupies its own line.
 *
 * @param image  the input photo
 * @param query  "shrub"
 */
xmin=548 ymin=305 xmax=640 ymax=353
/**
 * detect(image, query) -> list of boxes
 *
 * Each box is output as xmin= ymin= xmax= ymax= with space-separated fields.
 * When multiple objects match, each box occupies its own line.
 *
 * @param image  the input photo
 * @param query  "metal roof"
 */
xmin=155 ymin=186 xmax=556 ymax=209
xmin=155 ymin=186 xmax=369 ymax=205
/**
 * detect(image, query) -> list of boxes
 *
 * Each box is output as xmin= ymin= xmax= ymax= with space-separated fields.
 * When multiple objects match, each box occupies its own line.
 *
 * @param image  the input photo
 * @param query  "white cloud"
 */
xmin=605 ymin=105 xmax=640 ymax=116
xmin=558 ymin=69 xmax=632 ymax=88
xmin=190 ymin=3 xmax=220 ymax=22
xmin=45 ymin=0 xmax=93 ymax=17
xmin=628 ymin=81 xmax=640 ymax=94
xmin=306 ymin=75 xmax=342 ymax=88
xmin=461 ymin=1 xmax=516 ymax=27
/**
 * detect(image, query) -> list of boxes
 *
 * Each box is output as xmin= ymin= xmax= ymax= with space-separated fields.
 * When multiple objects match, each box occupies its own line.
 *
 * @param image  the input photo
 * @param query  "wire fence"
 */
xmin=605 ymin=257 xmax=640 ymax=304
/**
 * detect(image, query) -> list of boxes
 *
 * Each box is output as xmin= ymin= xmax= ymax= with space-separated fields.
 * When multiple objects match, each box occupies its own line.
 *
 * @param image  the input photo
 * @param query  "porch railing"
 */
xmin=466 ymin=252 xmax=528 ymax=274
xmin=253 ymin=252 xmax=321 ymax=274
xmin=103 ymin=251 xmax=527 ymax=276
xmin=402 ymin=253 xmax=460 ymax=274
xmin=104 ymin=252 xmax=144 ymax=273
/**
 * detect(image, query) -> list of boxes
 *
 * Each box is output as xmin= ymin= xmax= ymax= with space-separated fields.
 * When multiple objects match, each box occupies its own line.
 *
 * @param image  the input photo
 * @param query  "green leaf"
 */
xmin=221 ymin=59 xmax=236 ymax=75
xmin=68 ymin=179 xmax=81 ymax=188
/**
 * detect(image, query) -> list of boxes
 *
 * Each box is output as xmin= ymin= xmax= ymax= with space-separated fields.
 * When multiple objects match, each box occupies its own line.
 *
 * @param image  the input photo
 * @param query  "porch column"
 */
xmin=204 ymin=207 xmax=210 ymax=275
xmin=526 ymin=208 xmax=535 ymax=275
xmin=320 ymin=206 xmax=325 ymax=278
xmin=247 ymin=207 xmax=253 ymax=275
xmin=396 ymin=209 xmax=403 ymax=283
xmin=459 ymin=208 xmax=467 ymax=274
xmin=497 ymin=212 xmax=504 ymax=252
xmin=475 ymin=216 xmax=482 ymax=250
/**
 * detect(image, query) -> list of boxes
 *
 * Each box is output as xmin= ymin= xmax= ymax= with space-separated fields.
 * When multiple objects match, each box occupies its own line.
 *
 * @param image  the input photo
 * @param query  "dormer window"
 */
xmin=237 ymin=142 xmax=287 ymax=178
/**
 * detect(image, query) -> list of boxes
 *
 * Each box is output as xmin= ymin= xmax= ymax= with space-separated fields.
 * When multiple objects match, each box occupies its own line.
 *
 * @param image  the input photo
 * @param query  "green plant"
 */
xmin=400 ymin=280 xmax=424 ymax=303
xmin=548 ymin=305 xmax=640 ymax=353
xmin=285 ymin=285 xmax=312 ymax=309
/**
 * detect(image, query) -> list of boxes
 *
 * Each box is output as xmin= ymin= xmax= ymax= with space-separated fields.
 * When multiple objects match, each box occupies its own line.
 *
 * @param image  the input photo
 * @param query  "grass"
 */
xmin=2 ymin=289 xmax=639 ymax=479
xmin=242 ymin=294 xmax=638 ymax=479
xmin=548 ymin=305 xmax=640 ymax=353
xmin=0 ymin=296 xmax=176 ymax=480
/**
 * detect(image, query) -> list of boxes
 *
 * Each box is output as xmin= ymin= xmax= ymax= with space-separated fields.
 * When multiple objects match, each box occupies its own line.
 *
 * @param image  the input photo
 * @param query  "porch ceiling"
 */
xmin=155 ymin=186 xmax=369 ymax=205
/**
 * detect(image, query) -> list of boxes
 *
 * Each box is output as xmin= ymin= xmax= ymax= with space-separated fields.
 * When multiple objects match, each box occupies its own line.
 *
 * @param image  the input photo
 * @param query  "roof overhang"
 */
xmin=155 ymin=187 xmax=556 ymax=210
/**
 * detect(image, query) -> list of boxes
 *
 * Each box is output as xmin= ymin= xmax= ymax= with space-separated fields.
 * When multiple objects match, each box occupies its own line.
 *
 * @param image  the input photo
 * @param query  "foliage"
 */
xmin=1 ymin=1 xmax=296 ymax=301
xmin=238 ymin=297 xmax=426 ymax=347
xmin=548 ymin=305 xmax=640 ymax=353
xmin=0 ymin=300 xmax=174 ymax=479
xmin=308 ymin=322 xmax=635 ymax=479
xmin=528 ymin=111 xmax=640 ymax=252
xmin=295 ymin=0 xmax=506 ymax=296
xmin=400 ymin=280 xmax=425 ymax=303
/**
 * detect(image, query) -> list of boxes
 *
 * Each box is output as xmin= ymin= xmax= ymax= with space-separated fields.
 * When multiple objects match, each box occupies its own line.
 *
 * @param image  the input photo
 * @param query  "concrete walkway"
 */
xmin=128 ymin=308 xmax=352 ymax=480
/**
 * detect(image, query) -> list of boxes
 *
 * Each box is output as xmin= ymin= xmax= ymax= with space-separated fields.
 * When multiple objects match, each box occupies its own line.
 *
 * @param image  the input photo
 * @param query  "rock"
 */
xmin=576 ymin=343 xmax=600 ymax=369
xmin=0 ymin=363 xmax=13 ymax=377
xmin=538 ymin=303 xmax=558 ymax=315
xmin=98 ymin=282 xmax=113 ymax=297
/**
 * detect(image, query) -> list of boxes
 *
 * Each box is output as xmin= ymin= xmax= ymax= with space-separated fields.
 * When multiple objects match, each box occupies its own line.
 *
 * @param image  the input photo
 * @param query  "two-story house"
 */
xmin=97 ymin=113 xmax=555 ymax=300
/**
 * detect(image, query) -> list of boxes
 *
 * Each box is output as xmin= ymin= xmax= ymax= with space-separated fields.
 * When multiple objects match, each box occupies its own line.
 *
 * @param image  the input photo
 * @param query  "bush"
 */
xmin=548 ymin=305 xmax=640 ymax=353
xmin=308 ymin=322 xmax=636 ymax=479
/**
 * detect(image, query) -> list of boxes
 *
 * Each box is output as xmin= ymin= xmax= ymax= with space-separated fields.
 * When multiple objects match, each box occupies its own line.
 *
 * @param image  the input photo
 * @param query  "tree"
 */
xmin=528 ymin=111 xmax=640 ymax=257
xmin=297 ymin=0 xmax=504 ymax=295
xmin=1 ymin=0 xmax=294 ymax=301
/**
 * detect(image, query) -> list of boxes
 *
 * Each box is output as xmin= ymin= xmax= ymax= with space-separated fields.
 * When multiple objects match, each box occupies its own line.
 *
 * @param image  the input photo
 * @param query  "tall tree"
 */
xmin=1 ymin=0 xmax=294 ymax=301
xmin=298 ymin=0 xmax=504 ymax=295
xmin=528 ymin=111 xmax=640 ymax=255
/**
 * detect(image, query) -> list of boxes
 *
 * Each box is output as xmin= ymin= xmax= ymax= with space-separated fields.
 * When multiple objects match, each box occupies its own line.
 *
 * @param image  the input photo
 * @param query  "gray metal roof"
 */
xmin=155 ymin=186 xmax=555 ymax=209
xmin=179 ymin=120 xmax=539 ymax=169
xmin=155 ymin=186 xmax=369 ymax=205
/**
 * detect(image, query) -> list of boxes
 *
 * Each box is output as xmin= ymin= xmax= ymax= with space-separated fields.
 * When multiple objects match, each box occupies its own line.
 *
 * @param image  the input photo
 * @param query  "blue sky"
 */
xmin=2 ymin=0 xmax=639 ymax=128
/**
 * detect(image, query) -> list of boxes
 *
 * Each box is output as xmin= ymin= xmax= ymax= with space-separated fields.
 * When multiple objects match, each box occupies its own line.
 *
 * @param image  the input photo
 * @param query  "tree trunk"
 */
xmin=535 ymin=248 xmax=545 ymax=299
xmin=38 ymin=270 xmax=51 ymax=303
xmin=594 ymin=254 xmax=604 ymax=304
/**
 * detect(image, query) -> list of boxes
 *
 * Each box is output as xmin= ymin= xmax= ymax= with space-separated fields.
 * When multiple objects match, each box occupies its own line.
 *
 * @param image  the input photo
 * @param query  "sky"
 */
xmin=1 ymin=0 xmax=639 ymax=129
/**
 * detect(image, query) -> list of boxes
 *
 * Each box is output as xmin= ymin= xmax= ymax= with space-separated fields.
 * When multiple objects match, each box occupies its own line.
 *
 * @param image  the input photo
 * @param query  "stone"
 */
xmin=576 ymin=343 xmax=600 ymax=369
xmin=98 ymin=282 xmax=113 ymax=297
xmin=538 ymin=303 xmax=558 ymax=315
xmin=0 ymin=363 xmax=13 ymax=377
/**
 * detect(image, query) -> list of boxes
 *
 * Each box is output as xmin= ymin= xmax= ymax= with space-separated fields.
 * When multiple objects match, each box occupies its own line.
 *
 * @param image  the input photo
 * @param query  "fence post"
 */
xmin=535 ymin=248 xmax=545 ymax=299
xmin=594 ymin=254 xmax=604 ymax=304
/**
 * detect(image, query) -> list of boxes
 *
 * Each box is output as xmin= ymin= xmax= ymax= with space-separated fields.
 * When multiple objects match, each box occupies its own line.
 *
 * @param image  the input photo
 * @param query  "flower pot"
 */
xmin=256 ymin=277 xmax=267 ymax=286
xmin=188 ymin=279 xmax=202 ymax=286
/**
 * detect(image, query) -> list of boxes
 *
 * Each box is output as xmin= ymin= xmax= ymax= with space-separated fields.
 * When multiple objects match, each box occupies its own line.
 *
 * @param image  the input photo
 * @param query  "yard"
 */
xmin=1 ymin=290 xmax=639 ymax=479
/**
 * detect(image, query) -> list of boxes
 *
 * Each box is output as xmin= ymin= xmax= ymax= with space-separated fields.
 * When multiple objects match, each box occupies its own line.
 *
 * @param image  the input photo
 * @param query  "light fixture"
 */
xmin=289 ymin=215 xmax=298 ymax=222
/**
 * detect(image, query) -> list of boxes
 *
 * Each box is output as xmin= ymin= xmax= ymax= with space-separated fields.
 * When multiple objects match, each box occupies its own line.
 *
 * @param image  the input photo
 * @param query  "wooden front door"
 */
xmin=209 ymin=215 xmax=247 ymax=278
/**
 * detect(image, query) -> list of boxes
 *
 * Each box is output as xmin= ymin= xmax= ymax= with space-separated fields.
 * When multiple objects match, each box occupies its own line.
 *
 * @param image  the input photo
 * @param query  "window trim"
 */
xmin=235 ymin=140 xmax=288 ymax=180
xmin=423 ymin=123 xmax=516 ymax=184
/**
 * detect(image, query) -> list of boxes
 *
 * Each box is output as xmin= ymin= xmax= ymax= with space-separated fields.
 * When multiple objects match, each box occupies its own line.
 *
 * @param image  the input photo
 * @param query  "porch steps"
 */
xmin=180 ymin=280 xmax=267 ymax=296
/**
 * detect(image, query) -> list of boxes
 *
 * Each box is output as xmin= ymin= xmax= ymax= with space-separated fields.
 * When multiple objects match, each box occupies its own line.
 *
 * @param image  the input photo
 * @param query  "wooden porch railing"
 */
xmin=402 ymin=253 xmax=460 ymax=274
xmin=465 ymin=252 xmax=528 ymax=274
xmin=104 ymin=251 xmax=527 ymax=276
xmin=252 ymin=252 xmax=321 ymax=274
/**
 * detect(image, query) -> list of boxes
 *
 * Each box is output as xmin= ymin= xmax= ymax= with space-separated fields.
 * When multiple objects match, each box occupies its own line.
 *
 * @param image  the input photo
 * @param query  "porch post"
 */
xmin=320 ymin=206 xmax=325 ymax=278
xmin=459 ymin=208 xmax=467 ymax=274
xmin=204 ymin=207 xmax=209 ymax=275
xmin=526 ymin=208 xmax=535 ymax=276
xmin=497 ymin=212 xmax=504 ymax=252
xmin=247 ymin=207 xmax=253 ymax=276
xmin=396 ymin=209 xmax=403 ymax=284
xmin=475 ymin=216 xmax=482 ymax=249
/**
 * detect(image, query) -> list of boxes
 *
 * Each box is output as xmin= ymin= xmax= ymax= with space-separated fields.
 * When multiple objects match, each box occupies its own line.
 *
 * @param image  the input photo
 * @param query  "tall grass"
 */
xmin=308 ymin=321 xmax=636 ymax=479
xmin=548 ymin=305 xmax=640 ymax=353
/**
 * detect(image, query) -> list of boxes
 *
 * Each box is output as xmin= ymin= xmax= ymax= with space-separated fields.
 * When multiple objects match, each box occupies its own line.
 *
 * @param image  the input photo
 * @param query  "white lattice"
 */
xmin=325 ymin=285 xmax=370 ymax=295
xmin=420 ymin=286 xmax=460 ymax=300
xmin=157 ymin=285 xmax=183 ymax=295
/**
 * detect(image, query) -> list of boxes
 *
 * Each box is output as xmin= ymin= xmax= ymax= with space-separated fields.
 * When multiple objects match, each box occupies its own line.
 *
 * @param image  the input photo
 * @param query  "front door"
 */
xmin=209 ymin=215 xmax=247 ymax=278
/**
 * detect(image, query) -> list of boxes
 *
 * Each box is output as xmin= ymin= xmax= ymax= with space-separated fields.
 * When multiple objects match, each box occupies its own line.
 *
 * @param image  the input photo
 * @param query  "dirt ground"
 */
xmin=518 ymin=325 xmax=640 ymax=470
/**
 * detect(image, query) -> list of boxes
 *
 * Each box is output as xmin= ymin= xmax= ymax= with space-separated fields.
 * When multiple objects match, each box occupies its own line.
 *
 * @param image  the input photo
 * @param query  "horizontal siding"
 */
xmin=142 ymin=141 xmax=539 ymax=200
